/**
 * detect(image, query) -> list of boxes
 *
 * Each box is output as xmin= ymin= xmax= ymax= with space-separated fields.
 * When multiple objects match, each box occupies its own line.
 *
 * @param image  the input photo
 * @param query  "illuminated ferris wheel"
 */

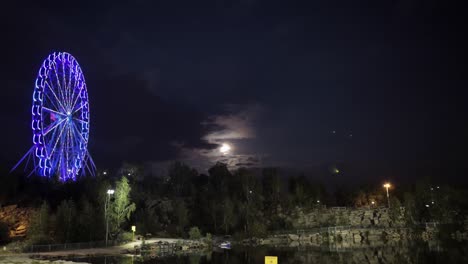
xmin=12 ymin=52 xmax=96 ymax=181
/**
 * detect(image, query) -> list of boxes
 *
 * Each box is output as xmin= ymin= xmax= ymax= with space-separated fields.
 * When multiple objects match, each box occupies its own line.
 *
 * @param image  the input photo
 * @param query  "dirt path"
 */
xmin=4 ymin=238 xmax=184 ymax=258
xmin=37 ymin=238 xmax=184 ymax=257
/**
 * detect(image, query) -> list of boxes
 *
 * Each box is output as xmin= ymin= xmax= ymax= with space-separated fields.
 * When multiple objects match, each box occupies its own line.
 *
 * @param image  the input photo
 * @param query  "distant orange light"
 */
xmin=383 ymin=183 xmax=391 ymax=189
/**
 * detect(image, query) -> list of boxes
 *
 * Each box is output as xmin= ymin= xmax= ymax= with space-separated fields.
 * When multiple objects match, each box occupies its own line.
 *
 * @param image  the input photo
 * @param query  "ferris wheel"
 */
xmin=12 ymin=52 xmax=95 ymax=181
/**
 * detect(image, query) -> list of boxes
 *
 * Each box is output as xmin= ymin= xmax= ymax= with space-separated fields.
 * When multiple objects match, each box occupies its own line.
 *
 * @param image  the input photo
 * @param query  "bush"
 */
xmin=188 ymin=226 xmax=202 ymax=240
xmin=250 ymin=221 xmax=267 ymax=238
xmin=205 ymin=232 xmax=212 ymax=242
xmin=269 ymin=216 xmax=293 ymax=230
xmin=26 ymin=234 xmax=53 ymax=245
xmin=0 ymin=221 xmax=10 ymax=244
xmin=116 ymin=231 xmax=134 ymax=243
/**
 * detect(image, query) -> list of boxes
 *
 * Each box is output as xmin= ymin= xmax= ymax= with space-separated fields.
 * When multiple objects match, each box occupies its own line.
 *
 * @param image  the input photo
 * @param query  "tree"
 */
xmin=221 ymin=198 xmax=236 ymax=235
xmin=208 ymin=200 xmax=219 ymax=232
xmin=173 ymin=198 xmax=189 ymax=236
xmin=236 ymin=168 xmax=263 ymax=235
xmin=388 ymin=196 xmax=403 ymax=224
xmin=288 ymin=175 xmax=311 ymax=206
xmin=188 ymin=226 xmax=202 ymax=239
xmin=118 ymin=162 xmax=144 ymax=182
xmin=28 ymin=201 xmax=51 ymax=243
xmin=76 ymin=197 xmax=102 ymax=242
xmin=109 ymin=177 xmax=136 ymax=237
xmin=55 ymin=200 xmax=77 ymax=242
xmin=262 ymin=168 xmax=282 ymax=213
xmin=249 ymin=220 xmax=267 ymax=238
xmin=403 ymin=192 xmax=418 ymax=225
xmin=134 ymin=198 xmax=163 ymax=236
xmin=168 ymin=162 xmax=198 ymax=197
xmin=208 ymin=162 xmax=231 ymax=198
xmin=0 ymin=221 xmax=10 ymax=244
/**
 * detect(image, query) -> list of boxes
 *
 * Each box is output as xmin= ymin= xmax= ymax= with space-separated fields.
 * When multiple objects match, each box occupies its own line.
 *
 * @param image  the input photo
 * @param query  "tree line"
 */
xmin=0 ymin=163 xmax=467 ymax=244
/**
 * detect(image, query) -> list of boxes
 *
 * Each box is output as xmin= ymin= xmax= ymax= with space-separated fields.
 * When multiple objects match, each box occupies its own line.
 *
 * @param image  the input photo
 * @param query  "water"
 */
xmin=67 ymin=241 xmax=468 ymax=264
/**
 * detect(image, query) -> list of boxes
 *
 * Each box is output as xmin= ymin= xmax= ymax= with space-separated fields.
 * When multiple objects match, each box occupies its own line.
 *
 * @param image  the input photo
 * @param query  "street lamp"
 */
xmin=131 ymin=225 xmax=136 ymax=241
xmin=105 ymin=189 xmax=115 ymax=246
xmin=383 ymin=183 xmax=391 ymax=208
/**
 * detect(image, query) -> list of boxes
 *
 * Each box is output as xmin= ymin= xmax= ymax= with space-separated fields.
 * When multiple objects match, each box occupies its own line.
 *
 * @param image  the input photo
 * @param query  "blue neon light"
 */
xmin=31 ymin=52 xmax=91 ymax=181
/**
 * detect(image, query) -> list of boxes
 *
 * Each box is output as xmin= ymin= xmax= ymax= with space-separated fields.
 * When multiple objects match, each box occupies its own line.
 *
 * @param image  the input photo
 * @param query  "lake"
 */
xmin=65 ymin=240 xmax=468 ymax=264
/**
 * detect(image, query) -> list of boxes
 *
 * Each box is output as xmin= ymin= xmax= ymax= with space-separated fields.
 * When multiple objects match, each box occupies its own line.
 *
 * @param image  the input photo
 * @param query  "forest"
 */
xmin=1 ymin=162 xmax=467 ymax=245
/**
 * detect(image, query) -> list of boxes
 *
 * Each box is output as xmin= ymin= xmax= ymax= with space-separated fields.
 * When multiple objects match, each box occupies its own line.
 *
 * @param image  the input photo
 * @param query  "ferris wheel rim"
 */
xmin=32 ymin=52 xmax=90 ymax=181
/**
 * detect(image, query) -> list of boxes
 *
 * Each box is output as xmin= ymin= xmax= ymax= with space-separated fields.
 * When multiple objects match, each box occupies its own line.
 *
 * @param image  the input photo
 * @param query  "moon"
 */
xmin=219 ymin=143 xmax=231 ymax=154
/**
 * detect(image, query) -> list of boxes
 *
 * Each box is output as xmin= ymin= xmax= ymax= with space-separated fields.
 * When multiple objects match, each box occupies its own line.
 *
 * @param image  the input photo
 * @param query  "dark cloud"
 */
xmin=151 ymin=103 xmax=264 ymax=172
xmin=88 ymin=72 xmax=215 ymax=168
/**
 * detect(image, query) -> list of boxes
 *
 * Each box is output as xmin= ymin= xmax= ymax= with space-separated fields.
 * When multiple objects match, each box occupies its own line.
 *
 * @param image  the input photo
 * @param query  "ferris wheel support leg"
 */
xmin=24 ymin=149 xmax=32 ymax=172
xmin=10 ymin=146 xmax=35 ymax=173
xmin=84 ymin=152 xmax=97 ymax=176
xmin=83 ymin=157 xmax=96 ymax=177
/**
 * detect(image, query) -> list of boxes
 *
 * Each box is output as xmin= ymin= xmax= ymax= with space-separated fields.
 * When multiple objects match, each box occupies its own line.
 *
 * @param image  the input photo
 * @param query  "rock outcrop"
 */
xmin=285 ymin=206 xmax=405 ymax=229
xmin=0 ymin=204 xmax=34 ymax=238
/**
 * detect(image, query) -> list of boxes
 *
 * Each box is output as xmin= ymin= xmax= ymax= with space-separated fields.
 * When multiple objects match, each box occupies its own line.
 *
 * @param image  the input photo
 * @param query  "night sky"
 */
xmin=2 ymin=0 xmax=467 ymax=185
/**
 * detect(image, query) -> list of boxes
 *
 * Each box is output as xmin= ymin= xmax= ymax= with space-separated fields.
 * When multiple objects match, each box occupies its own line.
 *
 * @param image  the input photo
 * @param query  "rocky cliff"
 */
xmin=0 ymin=205 xmax=33 ymax=238
xmin=282 ymin=206 xmax=406 ymax=229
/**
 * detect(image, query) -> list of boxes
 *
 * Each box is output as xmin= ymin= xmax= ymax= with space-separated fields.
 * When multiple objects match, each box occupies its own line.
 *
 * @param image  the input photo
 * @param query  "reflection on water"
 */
xmin=70 ymin=241 xmax=468 ymax=264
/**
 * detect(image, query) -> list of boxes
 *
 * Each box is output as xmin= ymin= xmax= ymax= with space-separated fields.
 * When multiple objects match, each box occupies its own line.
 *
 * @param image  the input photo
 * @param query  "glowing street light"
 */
xmin=131 ymin=225 xmax=136 ymax=241
xmin=383 ymin=183 xmax=391 ymax=208
xmin=105 ymin=189 xmax=115 ymax=246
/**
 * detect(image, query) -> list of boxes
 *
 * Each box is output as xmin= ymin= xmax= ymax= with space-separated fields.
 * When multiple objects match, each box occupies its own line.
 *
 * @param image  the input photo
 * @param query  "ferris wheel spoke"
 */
xmin=48 ymin=122 xmax=67 ymax=158
xmin=70 ymin=128 xmax=81 ymax=149
xmin=68 ymin=125 xmax=80 ymax=160
xmin=45 ymin=80 xmax=67 ymax=113
xmin=71 ymin=122 xmax=88 ymax=144
xmin=43 ymin=92 xmax=63 ymax=114
xmin=69 ymin=72 xmax=80 ymax=111
xmin=65 ymin=125 xmax=71 ymax=177
xmin=70 ymin=84 xmax=85 ymax=112
xmin=55 ymin=157 xmax=61 ymax=177
xmin=42 ymin=107 xmax=66 ymax=117
xmin=73 ymin=118 xmax=88 ymax=125
xmin=58 ymin=135 xmax=66 ymax=180
xmin=45 ymin=120 xmax=60 ymax=153
xmin=72 ymin=104 xmax=84 ymax=114
xmin=62 ymin=59 xmax=72 ymax=110
xmin=67 ymin=64 xmax=74 ymax=108
xmin=70 ymin=69 xmax=80 ymax=110
xmin=64 ymin=63 xmax=73 ymax=111
xmin=68 ymin=135 xmax=80 ymax=165
xmin=44 ymin=81 xmax=65 ymax=112
xmin=52 ymin=62 xmax=66 ymax=108
xmin=61 ymin=59 xmax=67 ymax=108
xmin=43 ymin=118 xmax=66 ymax=135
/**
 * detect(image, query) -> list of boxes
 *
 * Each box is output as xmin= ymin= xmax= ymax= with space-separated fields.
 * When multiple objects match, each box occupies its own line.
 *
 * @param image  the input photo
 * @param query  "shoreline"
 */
xmin=2 ymin=224 xmax=467 ymax=260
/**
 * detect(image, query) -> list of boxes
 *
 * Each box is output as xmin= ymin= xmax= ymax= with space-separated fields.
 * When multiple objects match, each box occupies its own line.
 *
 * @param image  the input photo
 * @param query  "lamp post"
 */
xmin=131 ymin=225 xmax=136 ymax=241
xmin=383 ymin=183 xmax=391 ymax=208
xmin=105 ymin=189 xmax=114 ymax=246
